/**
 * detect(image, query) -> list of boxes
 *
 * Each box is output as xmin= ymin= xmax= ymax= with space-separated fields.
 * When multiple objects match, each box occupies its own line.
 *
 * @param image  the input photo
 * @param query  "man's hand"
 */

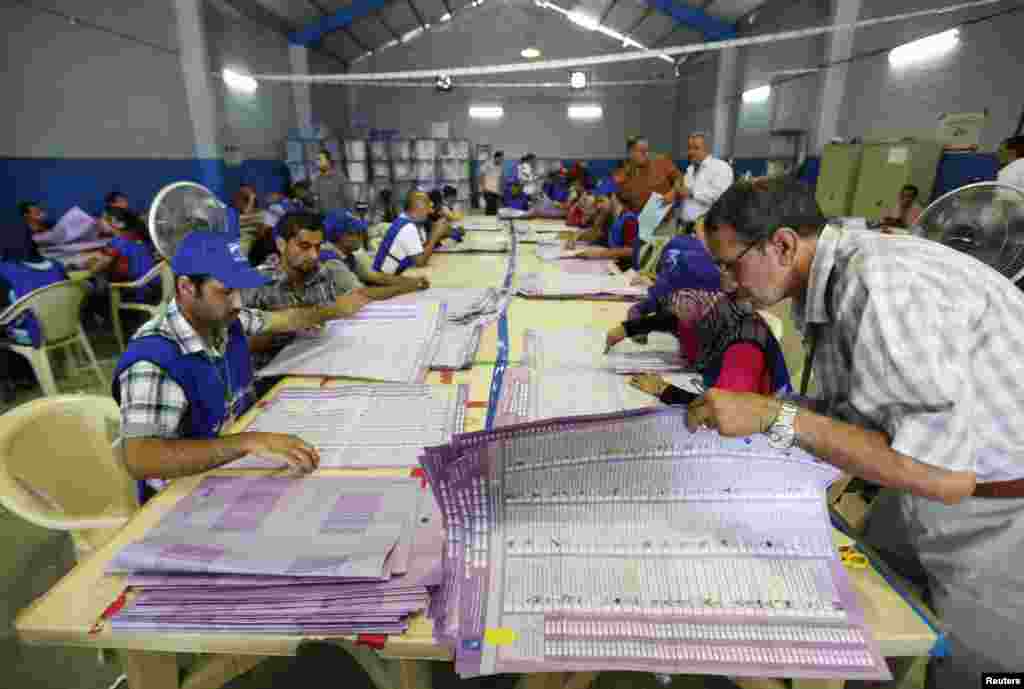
xmin=629 ymin=373 xmax=670 ymax=397
xmin=686 ymin=389 xmax=782 ymax=436
xmin=605 ymin=324 xmax=627 ymax=353
xmin=244 ymin=432 xmax=320 ymax=473
xmin=430 ymin=219 xmax=452 ymax=242
xmin=329 ymin=290 xmax=371 ymax=318
xmin=577 ymin=247 xmax=608 ymax=259
xmin=415 ymin=276 xmax=430 ymax=290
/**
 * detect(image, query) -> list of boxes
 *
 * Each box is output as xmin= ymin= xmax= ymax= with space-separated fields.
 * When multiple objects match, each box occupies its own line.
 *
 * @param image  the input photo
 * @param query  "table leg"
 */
xmin=792 ymin=681 xmax=845 ymax=689
xmin=118 ymin=650 xmax=179 ymax=689
xmin=180 ymin=654 xmax=266 ymax=689
xmin=730 ymin=680 xmax=787 ymax=689
xmin=564 ymin=671 xmax=599 ymax=689
xmin=397 ymin=659 xmax=434 ymax=689
xmin=516 ymin=672 xmax=569 ymax=689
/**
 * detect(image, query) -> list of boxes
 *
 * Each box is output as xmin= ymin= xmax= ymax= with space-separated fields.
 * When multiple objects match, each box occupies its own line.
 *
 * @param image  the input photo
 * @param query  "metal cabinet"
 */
xmin=851 ymin=142 xmax=944 ymax=220
xmin=815 ymin=144 xmax=863 ymax=217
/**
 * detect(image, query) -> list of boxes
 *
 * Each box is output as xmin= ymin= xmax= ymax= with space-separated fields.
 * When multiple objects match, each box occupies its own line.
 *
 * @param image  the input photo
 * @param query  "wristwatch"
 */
xmin=767 ymin=401 xmax=799 ymax=449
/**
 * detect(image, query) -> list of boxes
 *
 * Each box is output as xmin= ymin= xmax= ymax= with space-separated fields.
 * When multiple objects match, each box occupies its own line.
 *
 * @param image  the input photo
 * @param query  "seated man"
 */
xmin=113 ymin=230 xmax=368 ymax=495
xmin=372 ymin=191 xmax=451 ymax=275
xmin=503 ymin=181 xmax=530 ymax=211
xmin=879 ymin=184 xmax=923 ymax=230
xmin=566 ymin=189 xmax=596 ymax=228
xmin=18 ymin=201 xmax=53 ymax=236
xmin=83 ymin=208 xmax=159 ymax=302
xmin=574 ymin=188 xmax=639 ymax=270
xmin=323 ymin=220 xmax=429 ymax=299
xmin=244 ymin=213 xmax=370 ymax=372
xmin=565 ymin=179 xmax=617 ymax=248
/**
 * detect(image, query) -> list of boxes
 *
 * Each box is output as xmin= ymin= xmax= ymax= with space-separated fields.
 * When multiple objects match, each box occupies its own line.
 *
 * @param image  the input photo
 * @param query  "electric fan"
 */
xmin=147 ymin=181 xmax=233 ymax=259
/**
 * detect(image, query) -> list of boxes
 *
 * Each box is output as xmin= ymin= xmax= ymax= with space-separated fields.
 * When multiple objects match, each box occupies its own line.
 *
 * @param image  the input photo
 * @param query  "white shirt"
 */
xmin=379 ymin=219 xmax=425 ymax=274
xmin=683 ymin=156 xmax=734 ymax=221
xmin=997 ymin=158 xmax=1024 ymax=191
xmin=480 ymin=160 xmax=501 ymax=193
xmin=518 ymin=162 xmax=538 ymax=196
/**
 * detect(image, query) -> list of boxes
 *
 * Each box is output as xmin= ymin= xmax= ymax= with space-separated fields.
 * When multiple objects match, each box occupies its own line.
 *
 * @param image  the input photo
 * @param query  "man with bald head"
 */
xmin=372 ymin=191 xmax=452 ymax=274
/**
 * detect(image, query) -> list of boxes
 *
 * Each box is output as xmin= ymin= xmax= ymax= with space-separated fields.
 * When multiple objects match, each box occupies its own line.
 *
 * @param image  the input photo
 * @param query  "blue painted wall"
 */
xmin=1 ymin=158 xmax=289 ymax=224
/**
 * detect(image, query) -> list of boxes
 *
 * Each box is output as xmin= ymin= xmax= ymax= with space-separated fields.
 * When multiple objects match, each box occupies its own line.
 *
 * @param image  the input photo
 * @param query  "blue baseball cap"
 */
xmin=594 ymin=178 xmax=619 ymax=197
xmin=171 ymin=231 xmax=270 ymax=289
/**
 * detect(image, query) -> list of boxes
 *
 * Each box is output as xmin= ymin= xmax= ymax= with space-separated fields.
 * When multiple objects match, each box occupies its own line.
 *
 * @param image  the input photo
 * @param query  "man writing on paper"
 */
xmin=113 ymin=231 xmax=370 ymax=499
xmin=679 ymin=133 xmax=734 ymax=226
xmin=321 ymin=214 xmax=429 ymax=300
xmin=684 ymin=177 xmax=1024 ymax=687
xmin=372 ymin=191 xmax=451 ymax=274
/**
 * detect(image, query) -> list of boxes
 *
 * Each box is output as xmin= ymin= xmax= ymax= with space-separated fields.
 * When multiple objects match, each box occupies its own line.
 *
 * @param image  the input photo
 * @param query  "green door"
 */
xmin=815 ymin=144 xmax=863 ymax=217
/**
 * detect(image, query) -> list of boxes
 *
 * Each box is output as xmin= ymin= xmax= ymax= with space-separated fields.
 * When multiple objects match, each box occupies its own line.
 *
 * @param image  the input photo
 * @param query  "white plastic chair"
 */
xmin=0 ymin=395 xmax=136 ymax=559
xmin=109 ymin=261 xmax=173 ymax=351
xmin=0 ymin=280 xmax=107 ymax=397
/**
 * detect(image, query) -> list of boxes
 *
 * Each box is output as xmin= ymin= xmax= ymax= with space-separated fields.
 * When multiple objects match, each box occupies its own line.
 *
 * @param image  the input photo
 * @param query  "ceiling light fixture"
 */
xmin=436 ymin=74 xmax=453 ymax=92
xmin=222 ymin=68 xmax=258 ymax=93
xmin=469 ymin=105 xmax=503 ymax=119
xmin=742 ymin=85 xmax=771 ymax=103
xmin=569 ymin=70 xmax=588 ymax=89
xmin=568 ymin=11 xmax=599 ymax=31
xmin=568 ymin=104 xmax=602 ymax=120
xmin=521 ymin=47 xmax=541 ymax=59
xmin=888 ymin=29 xmax=960 ymax=68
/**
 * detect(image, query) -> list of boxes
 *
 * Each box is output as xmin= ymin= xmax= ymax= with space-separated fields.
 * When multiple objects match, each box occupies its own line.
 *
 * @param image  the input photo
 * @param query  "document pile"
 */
xmin=517 ymin=272 xmax=645 ymax=300
xmin=436 ymin=234 xmax=510 ymax=253
xmin=392 ymin=288 xmax=513 ymax=369
xmin=258 ymin=303 xmax=443 ymax=382
xmin=227 ymin=383 xmax=468 ymax=469
xmin=107 ymin=474 xmax=443 ymax=636
xmin=419 ymin=408 xmax=890 ymax=681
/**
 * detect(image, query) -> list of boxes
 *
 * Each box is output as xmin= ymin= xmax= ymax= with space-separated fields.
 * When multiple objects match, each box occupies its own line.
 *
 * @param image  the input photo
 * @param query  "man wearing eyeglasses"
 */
xmin=687 ymin=177 xmax=1024 ymax=688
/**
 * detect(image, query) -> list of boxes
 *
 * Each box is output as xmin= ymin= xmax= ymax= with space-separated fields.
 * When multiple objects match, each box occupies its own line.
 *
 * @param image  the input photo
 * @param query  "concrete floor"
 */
xmin=0 ymin=301 xmax=836 ymax=689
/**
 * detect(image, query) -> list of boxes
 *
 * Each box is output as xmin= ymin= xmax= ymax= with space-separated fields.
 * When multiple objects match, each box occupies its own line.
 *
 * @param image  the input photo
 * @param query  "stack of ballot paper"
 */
xmin=106 ymin=474 xmax=443 ymax=636
xmin=227 ymin=384 xmax=468 ymax=469
xmin=516 ymin=272 xmax=645 ymax=299
xmin=258 ymin=303 xmax=443 ymax=381
xmin=435 ymin=234 xmax=510 ymax=253
xmin=32 ymin=207 xmax=99 ymax=246
xmin=391 ymin=288 xmax=513 ymax=369
xmin=418 ymin=408 xmax=891 ymax=681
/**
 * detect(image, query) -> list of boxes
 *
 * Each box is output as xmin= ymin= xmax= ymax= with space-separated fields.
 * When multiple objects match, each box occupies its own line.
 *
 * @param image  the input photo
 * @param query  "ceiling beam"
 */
xmin=653 ymin=24 xmax=682 ymax=47
xmin=440 ymin=0 xmax=453 ymax=17
xmin=343 ymin=26 xmax=371 ymax=52
xmin=290 ymin=0 xmax=392 ymax=45
xmin=377 ymin=10 xmax=403 ymax=41
xmin=625 ymin=7 xmax=654 ymax=36
xmin=642 ymin=0 xmax=735 ymax=40
xmin=407 ymin=0 xmax=428 ymax=29
xmin=215 ymin=0 xmax=348 ymax=66
xmin=600 ymin=0 xmax=619 ymax=25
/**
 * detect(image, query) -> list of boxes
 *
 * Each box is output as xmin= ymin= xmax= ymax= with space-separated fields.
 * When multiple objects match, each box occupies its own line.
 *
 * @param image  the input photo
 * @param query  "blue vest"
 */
xmin=544 ymin=181 xmax=570 ymax=203
xmin=372 ymin=215 xmax=422 ymax=275
xmin=0 ymin=260 xmax=69 ymax=346
xmin=226 ymin=207 xmax=241 ymax=238
xmin=324 ymin=211 xmax=368 ymax=245
xmin=108 ymin=236 xmax=158 ymax=303
xmin=609 ymin=211 xmax=639 ymax=249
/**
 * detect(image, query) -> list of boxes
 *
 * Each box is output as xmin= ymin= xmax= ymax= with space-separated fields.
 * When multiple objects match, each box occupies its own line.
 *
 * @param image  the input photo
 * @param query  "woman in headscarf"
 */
xmin=605 ymin=211 xmax=790 ymax=405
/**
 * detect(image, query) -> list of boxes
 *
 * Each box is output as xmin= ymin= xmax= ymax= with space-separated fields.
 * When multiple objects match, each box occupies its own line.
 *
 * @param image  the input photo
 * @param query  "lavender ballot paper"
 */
xmin=419 ymin=407 xmax=891 ymax=681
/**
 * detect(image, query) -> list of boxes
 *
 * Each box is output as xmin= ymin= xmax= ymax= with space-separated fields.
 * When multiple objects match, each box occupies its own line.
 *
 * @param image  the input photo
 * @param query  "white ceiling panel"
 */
xmin=630 ymin=11 xmax=673 ymax=45
xmin=705 ymin=0 xmax=764 ymax=22
xmin=323 ymin=31 xmax=364 ymax=59
xmin=350 ymin=15 xmax=396 ymax=46
xmin=383 ymin=1 xmax=421 ymax=34
xmin=603 ymin=1 xmax=646 ymax=35
xmin=254 ymin=0 xmax=321 ymax=24
xmin=415 ymin=0 xmax=449 ymax=23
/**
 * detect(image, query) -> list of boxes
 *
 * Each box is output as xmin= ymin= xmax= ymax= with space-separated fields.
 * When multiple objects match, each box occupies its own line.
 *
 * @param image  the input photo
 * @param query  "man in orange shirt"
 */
xmin=613 ymin=136 xmax=686 ymax=231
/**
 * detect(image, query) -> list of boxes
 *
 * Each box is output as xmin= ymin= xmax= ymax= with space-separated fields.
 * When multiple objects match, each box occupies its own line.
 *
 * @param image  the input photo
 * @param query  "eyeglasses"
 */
xmin=714 ymin=239 xmax=763 ymax=275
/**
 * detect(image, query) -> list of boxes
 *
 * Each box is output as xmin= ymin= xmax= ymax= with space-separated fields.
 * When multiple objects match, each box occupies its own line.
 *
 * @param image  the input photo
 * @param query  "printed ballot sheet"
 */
xmin=516 ymin=272 xmax=646 ymax=299
xmin=638 ymin=192 xmax=673 ymax=242
xmin=227 ymin=384 xmax=467 ymax=469
xmin=109 ymin=475 xmax=423 ymax=579
xmin=257 ymin=303 xmax=443 ymax=382
xmin=419 ymin=408 xmax=891 ymax=682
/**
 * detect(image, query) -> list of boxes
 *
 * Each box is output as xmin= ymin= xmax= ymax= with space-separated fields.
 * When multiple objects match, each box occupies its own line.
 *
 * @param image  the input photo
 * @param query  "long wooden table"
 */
xmin=16 ymin=242 xmax=938 ymax=689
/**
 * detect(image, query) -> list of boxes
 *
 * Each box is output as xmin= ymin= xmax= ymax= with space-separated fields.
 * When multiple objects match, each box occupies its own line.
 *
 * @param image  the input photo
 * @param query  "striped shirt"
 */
xmin=243 ymin=258 xmax=338 ymax=369
xmin=793 ymin=226 xmax=1024 ymax=482
xmin=117 ymin=299 xmax=267 ymax=440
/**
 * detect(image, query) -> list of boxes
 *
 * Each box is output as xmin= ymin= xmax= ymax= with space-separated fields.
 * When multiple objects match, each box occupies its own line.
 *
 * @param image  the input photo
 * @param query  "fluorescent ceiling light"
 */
xmin=521 ymin=47 xmax=541 ymax=59
xmin=742 ymin=85 xmax=771 ymax=103
xmin=568 ymin=11 xmax=599 ymax=31
xmin=440 ymin=12 xmax=451 ymax=21
xmin=888 ymin=28 xmax=959 ymax=68
xmin=568 ymin=104 xmax=602 ymax=120
xmin=401 ymin=26 xmax=424 ymax=42
xmin=382 ymin=39 xmax=399 ymax=49
xmin=222 ymin=68 xmax=257 ymax=93
xmin=469 ymin=105 xmax=504 ymax=119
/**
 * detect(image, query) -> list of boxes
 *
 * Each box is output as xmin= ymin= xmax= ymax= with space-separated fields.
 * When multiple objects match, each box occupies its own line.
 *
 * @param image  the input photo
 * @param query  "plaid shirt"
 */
xmin=793 ymin=226 xmax=1024 ymax=482
xmin=118 ymin=299 xmax=267 ymax=440
xmin=242 ymin=257 xmax=338 ymax=369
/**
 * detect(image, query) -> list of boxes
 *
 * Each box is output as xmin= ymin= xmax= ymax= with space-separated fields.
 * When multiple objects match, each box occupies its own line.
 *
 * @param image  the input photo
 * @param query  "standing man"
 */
xmin=679 ymin=133 xmax=734 ymax=225
xmin=686 ymin=177 xmax=1024 ymax=687
xmin=479 ymin=151 xmax=505 ymax=215
xmin=517 ymin=154 xmax=539 ymax=199
xmin=311 ymin=150 xmax=348 ymax=214
xmin=613 ymin=136 xmax=686 ymax=235
xmin=372 ymin=191 xmax=451 ymax=274
xmin=113 ymin=231 xmax=368 ymax=492
xmin=996 ymin=135 xmax=1024 ymax=190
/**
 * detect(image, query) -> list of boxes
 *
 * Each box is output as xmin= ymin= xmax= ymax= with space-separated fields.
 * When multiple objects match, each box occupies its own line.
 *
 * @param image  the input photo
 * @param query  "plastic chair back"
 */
xmin=0 ymin=395 xmax=137 ymax=557
xmin=0 ymin=280 xmax=86 ymax=345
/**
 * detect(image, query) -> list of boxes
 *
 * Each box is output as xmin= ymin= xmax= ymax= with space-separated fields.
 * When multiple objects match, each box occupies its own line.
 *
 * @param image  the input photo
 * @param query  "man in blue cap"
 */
xmin=322 ymin=214 xmax=429 ymax=299
xmin=112 ymin=231 xmax=364 ymax=495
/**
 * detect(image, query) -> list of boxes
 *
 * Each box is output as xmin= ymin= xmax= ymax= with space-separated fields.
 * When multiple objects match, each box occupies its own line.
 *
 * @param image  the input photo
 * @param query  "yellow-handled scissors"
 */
xmin=838 ymin=544 xmax=869 ymax=570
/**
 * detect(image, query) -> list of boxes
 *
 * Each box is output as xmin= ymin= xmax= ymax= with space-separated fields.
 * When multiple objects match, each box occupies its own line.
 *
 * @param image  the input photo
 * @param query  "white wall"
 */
xmin=203 ymin=1 xmax=296 ymax=160
xmin=836 ymin=0 xmax=1024 ymax=150
xmin=318 ymin=1 xmax=683 ymax=159
xmin=1 ymin=1 xmax=194 ymax=158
